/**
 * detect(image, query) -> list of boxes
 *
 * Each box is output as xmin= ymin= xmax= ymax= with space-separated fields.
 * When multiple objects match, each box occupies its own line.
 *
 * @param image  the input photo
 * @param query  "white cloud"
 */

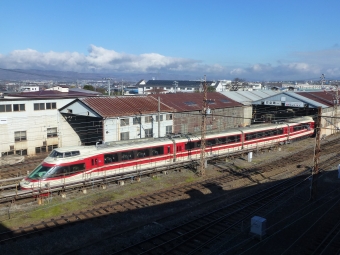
xmin=0 ymin=45 xmax=222 ymax=75
xmin=1 ymin=45 xmax=340 ymax=80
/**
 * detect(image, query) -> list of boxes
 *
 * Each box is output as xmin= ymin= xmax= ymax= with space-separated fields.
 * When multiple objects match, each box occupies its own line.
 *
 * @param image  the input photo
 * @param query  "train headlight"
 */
xmin=21 ymin=180 xmax=30 ymax=186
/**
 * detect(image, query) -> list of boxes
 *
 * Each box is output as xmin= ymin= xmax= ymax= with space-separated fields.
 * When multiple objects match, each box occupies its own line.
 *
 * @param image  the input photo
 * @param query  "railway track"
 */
xmin=110 ymin=175 xmax=309 ymax=255
xmin=0 ymin=153 xmax=309 ymax=246
xmin=1 ymin=136 xmax=340 ymax=254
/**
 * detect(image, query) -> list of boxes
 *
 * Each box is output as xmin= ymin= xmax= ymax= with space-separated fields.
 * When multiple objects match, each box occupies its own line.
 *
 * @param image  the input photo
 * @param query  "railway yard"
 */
xmin=1 ymin=134 xmax=340 ymax=254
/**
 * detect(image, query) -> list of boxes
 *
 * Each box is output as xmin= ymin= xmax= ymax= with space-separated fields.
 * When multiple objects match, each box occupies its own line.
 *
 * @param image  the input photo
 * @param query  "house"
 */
xmin=0 ymin=87 xmax=102 ymax=157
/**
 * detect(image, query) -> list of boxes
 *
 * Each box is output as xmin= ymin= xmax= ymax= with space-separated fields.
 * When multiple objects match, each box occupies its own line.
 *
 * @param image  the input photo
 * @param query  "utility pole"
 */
xmin=320 ymin=74 xmax=325 ymax=88
xmin=103 ymin=78 xmax=113 ymax=96
xmin=173 ymin=81 xmax=178 ymax=93
xmin=311 ymin=106 xmax=322 ymax=201
xmin=158 ymin=97 xmax=161 ymax=138
xmin=199 ymin=75 xmax=208 ymax=177
xmin=334 ymin=83 xmax=339 ymax=133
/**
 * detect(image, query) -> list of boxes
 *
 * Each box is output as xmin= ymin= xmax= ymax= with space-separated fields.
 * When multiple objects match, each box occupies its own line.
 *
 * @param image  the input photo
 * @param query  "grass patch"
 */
xmin=185 ymin=176 xmax=196 ymax=183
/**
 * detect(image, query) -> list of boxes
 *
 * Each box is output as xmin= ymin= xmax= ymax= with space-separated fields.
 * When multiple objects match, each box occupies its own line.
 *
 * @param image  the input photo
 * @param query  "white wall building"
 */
xmin=0 ymin=98 xmax=77 ymax=157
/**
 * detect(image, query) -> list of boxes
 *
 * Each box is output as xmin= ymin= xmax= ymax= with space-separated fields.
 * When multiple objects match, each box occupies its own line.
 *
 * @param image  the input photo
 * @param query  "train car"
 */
xmin=20 ymin=116 xmax=314 ymax=190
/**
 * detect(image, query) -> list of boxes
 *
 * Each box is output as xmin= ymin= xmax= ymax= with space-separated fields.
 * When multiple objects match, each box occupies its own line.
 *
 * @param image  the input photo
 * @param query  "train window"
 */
xmin=137 ymin=149 xmax=149 ymax=158
xmin=104 ymin=153 xmax=118 ymax=164
xmin=257 ymin=132 xmax=264 ymax=138
xmin=293 ymin=125 xmax=304 ymax=132
xmin=122 ymin=151 xmax=134 ymax=160
xmin=47 ymin=166 xmax=69 ymax=178
xmin=185 ymin=142 xmax=195 ymax=150
xmin=49 ymin=150 xmax=64 ymax=158
xmin=217 ymin=137 xmax=227 ymax=144
xmin=71 ymin=151 xmax=80 ymax=156
xmin=64 ymin=152 xmax=72 ymax=157
xmin=227 ymin=136 xmax=236 ymax=143
xmin=151 ymin=146 xmax=163 ymax=156
xmin=278 ymin=128 xmax=284 ymax=134
xmin=28 ymin=165 xmax=53 ymax=179
xmin=245 ymin=133 xmax=257 ymax=141
xmin=69 ymin=163 xmax=85 ymax=174
xmin=206 ymin=139 xmax=216 ymax=146
xmin=263 ymin=131 xmax=270 ymax=137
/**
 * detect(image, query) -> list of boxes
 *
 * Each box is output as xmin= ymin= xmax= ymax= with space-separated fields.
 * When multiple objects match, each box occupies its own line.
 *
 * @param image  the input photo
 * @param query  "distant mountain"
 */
xmin=0 ymin=68 xmax=201 ymax=82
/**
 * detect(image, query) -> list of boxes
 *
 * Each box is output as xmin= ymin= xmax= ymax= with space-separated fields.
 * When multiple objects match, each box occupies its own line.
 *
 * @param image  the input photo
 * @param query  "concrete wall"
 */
xmin=321 ymin=107 xmax=340 ymax=136
xmin=0 ymin=98 xmax=75 ymax=157
xmin=103 ymin=113 xmax=173 ymax=142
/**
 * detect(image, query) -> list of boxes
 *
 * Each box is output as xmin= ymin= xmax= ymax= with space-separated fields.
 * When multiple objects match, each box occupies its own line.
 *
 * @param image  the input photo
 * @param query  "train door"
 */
xmin=167 ymin=146 xmax=172 ymax=163
xmin=90 ymin=157 xmax=101 ymax=176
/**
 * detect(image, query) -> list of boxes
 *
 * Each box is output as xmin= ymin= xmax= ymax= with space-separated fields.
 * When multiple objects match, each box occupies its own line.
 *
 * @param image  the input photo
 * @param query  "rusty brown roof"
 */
xmin=80 ymin=96 xmax=174 ymax=118
xmin=149 ymin=92 xmax=243 ymax=111
xmin=296 ymin=91 xmax=336 ymax=107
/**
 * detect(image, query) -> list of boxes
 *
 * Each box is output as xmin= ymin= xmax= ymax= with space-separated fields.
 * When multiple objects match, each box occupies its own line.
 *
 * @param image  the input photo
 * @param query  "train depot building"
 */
xmin=250 ymin=91 xmax=339 ymax=136
xmin=59 ymin=96 xmax=174 ymax=145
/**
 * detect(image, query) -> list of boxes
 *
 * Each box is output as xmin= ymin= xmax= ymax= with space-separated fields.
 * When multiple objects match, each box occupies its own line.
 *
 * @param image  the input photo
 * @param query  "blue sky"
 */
xmin=1 ymin=0 xmax=340 ymax=81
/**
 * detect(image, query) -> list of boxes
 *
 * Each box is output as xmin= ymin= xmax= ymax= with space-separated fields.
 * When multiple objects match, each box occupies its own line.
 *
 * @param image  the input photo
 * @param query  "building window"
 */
xmin=47 ymin=127 xmax=58 ymax=138
xmin=15 ymin=149 xmax=27 ymax=156
xmin=120 ymin=118 xmax=129 ymax=126
xmin=36 ymin=146 xmax=47 ymax=154
xmin=48 ymin=144 xmax=58 ymax=151
xmin=120 ymin=132 xmax=129 ymax=140
xmin=133 ymin=117 xmax=141 ymax=125
xmin=145 ymin=128 xmax=153 ymax=138
xmin=0 ymin=104 xmax=12 ymax=112
xmin=13 ymin=104 xmax=25 ymax=112
xmin=34 ymin=103 xmax=45 ymax=110
xmin=145 ymin=116 xmax=153 ymax=123
xmin=46 ymin=102 xmax=57 ymax=109
xmin=15 ymin=131 xmax=27 ymax=142
xmin=156 ymin=115 xmax=163 ymax=122
xmin=166 ymin=114 xmax=172 ymax=120
xmin=166 ymin=125 xmax=172 ymax=134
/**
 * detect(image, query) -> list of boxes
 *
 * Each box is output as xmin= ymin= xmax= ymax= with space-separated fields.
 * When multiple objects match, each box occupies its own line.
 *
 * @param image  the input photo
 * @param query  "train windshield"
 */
xmin=28 ymin=165 xmax=55 ymax=179
xmin=49 ymin=150 xmax=64 ymax=158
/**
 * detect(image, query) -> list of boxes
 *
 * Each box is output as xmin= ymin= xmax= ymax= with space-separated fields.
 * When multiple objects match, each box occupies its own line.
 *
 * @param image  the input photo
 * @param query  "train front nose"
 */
xmin=19 ymin=178 xmax=31 ymax=189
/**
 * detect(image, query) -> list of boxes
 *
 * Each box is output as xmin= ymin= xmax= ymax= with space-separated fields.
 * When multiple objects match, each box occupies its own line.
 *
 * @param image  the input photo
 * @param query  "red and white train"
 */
xmin=20 ymin=116 xmax=315 ymax=190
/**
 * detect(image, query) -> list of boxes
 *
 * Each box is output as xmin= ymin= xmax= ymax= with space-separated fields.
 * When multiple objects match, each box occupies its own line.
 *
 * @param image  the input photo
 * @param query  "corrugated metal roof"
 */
xmin=295 ymin=91 xmax=335 ymax=107
xmin=219 ymin=90 xmax=279 ymax=105
xmin=150 ymin=92 xmax=242 ymax=111
xmin=251 ymin=91 xmax=330 ymax=108
xmin=80 ymin=96 xmax=174 ymax=118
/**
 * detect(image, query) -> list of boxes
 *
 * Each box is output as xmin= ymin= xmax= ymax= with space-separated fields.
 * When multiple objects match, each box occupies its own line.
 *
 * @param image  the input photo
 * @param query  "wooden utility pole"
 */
xmin=311 ymin=107 xmax=322 ymax=201
xmin=335 ymin=84 xmax=339 ymax=133
xmin=199 ymin=75 xmax=208 ymax=177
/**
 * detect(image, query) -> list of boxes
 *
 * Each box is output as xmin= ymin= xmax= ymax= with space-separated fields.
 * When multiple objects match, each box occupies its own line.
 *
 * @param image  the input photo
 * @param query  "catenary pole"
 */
xmin=199 ymin=75 xmax=207 ymax=177
xmin=311 ymin=106 xmax=322 ymax=201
